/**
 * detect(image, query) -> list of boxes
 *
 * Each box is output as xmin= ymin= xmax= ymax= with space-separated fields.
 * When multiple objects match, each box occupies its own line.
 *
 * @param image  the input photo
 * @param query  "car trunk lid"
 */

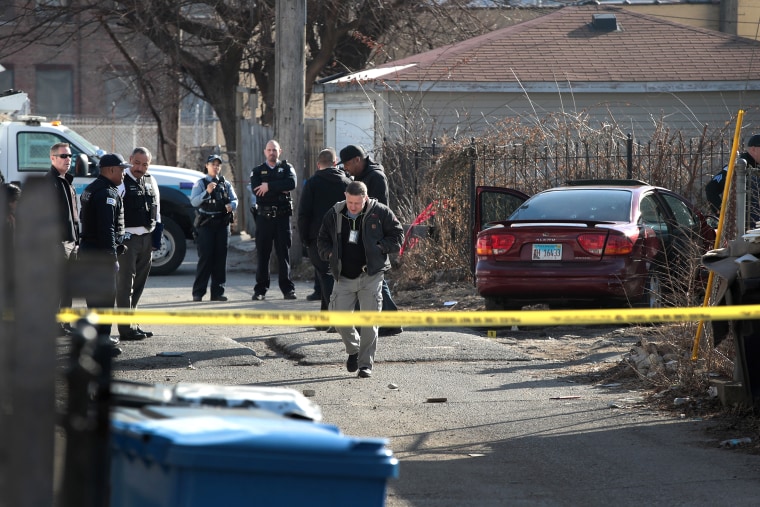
xmin=477 ymin=221 xmax=626 ymax=262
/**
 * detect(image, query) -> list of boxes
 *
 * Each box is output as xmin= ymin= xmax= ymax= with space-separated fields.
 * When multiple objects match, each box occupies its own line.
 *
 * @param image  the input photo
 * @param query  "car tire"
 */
xmin=150 ymin=216 xmax=187 ymax=276
xmin=484 ymin=296 xmax=520 ymax=311
xmin=483 ymin=296 xmax=504 ymax=312
xmin=638 ymin=269 xmax=664 ymax=309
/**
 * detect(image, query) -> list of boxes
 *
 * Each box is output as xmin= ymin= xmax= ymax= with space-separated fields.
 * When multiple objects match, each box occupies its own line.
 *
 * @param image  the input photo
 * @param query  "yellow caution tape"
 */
xmin=57 ymin=304 xmax=760 ymax=328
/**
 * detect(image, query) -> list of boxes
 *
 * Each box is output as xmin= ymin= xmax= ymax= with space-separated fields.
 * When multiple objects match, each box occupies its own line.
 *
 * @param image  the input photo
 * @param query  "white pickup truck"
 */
xmin=0 ymin=91 xmax=201 ymax=275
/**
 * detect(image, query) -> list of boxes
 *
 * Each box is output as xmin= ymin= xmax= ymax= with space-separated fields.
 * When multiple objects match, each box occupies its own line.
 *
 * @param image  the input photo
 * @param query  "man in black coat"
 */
xmin=339 ymin=144 xmax=403 ymax=336
xmin=705 ymin=134 xmax=760 ymax=216
xmin=339 ymin=144 xmax=389 ymax=206
xmin=298 ymin=148 xmax=352 ymax=312
xmin=47 ymin=142 xmax=79 ymax=336
xmin=317 ymin=181 xmax=404 ymax=378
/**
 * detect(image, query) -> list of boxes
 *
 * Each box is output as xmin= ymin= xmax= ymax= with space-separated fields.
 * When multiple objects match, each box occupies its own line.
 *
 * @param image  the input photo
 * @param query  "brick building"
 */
xmin=0 ymin=1 xmax=158 ymax=119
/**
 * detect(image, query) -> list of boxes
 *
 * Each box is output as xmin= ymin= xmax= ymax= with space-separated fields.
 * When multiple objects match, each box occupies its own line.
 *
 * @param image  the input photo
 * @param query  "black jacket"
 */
xmin=79 ymin=175 xmax=124 ymax=257
xmin=705 ymin=151 xmax=759 ymax=213
xmin=317 ymin=198 xmax=404 ymax=280
xmin=46 ymin=167 xmax=79 ymax=244
xmin=297 ymin=167 xmax=352 ymax=245
xmin=354 ymin=157 xmax=389 ymax=206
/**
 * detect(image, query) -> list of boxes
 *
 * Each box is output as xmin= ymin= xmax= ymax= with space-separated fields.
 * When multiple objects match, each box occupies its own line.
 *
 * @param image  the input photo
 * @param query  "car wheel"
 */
xmin=150 ymin=216 xmax=187 ymax=276
xmin=485 ymin=296 xmax=504 ymax=311
xmin=639 ymin=270 xmax=664 ymax=309
xmin=484 ymin=296 xmax=521 ymax=311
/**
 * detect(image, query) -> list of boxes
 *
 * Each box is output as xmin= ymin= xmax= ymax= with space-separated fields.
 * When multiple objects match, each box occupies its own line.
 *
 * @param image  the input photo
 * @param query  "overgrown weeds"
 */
xmin=384 ymin=113 xmax=750 ymax=413
xmin=386 ymin=114 xmax=735 ymax=285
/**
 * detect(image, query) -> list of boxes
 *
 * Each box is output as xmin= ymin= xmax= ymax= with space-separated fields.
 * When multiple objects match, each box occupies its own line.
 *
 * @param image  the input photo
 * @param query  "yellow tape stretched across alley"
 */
xmin=57 ymin=304 xmax=760 ymax=328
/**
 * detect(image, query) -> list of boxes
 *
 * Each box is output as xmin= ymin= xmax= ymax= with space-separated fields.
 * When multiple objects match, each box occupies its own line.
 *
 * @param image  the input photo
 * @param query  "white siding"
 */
xmin=323 ymin=87 xmax=760 ymax=145
xmin=381 ymin=90 xmax=760 ymax=142
xmin=324 ymin=95 xmax=383 ymax=157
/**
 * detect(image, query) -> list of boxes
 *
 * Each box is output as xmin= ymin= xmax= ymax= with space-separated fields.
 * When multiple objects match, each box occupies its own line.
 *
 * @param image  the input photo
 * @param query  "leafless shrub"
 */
xmin=387 ymin=113 xmax=732 ymax=285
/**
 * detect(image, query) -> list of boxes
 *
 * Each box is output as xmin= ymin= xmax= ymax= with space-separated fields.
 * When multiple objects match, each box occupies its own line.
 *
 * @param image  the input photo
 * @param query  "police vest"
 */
xmin=123 ymin=174 xmax=157 ymax=229
xmin=200 ymin=177 xmax=230 ymax=214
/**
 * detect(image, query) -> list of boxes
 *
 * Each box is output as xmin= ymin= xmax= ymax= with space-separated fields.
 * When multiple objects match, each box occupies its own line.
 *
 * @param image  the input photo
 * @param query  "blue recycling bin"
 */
xmin=110 ymin=407 xmax=399 ymax=507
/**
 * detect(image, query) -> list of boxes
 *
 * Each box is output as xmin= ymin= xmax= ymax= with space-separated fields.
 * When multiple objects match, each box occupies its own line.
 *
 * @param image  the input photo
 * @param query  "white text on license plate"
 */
xmin=532 ymin=244 xmax=562 ymax=260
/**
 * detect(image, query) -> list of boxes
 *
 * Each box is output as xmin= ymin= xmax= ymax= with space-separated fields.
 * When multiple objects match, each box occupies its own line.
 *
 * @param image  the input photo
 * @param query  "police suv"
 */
xmin=0 ymin=93 xmax=199 ymax=275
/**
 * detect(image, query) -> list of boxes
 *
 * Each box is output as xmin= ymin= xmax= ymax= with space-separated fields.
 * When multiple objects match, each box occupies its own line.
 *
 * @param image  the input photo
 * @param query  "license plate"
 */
xmin=532 ymin=244 xmax=562 ymax=260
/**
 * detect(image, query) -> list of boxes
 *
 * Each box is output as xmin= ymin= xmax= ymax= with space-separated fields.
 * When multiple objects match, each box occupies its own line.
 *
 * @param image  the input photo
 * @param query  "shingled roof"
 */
xmin=329 ymin=6 xmax=760 ymax=88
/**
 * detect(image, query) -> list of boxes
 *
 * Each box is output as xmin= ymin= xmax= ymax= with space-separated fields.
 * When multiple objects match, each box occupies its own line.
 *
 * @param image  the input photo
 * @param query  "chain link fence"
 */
xmin=55 ymin=115 xmax=220 ymax=170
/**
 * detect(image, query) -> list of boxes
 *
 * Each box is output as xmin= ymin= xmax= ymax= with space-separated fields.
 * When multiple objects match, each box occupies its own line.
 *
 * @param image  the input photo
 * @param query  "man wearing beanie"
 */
xmin=339 ymin=145 xmax=389 ymax=206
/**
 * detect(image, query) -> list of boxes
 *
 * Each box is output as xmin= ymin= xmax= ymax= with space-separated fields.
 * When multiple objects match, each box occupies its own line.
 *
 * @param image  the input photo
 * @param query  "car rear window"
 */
xmin=509 ymin=189 xmax=632 ymax=222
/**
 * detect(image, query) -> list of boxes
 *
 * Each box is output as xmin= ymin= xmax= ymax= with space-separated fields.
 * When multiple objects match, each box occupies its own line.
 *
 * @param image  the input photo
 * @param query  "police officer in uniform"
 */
xmin=191 ymin=154 xmax=238 ymax=301
xmin=250 ymin=139 xmax=297 ymax=300
xmin=116 ymin=147 xmax=160 ymax=340
xmin=79 ymin=153 xmax=129 ymax=354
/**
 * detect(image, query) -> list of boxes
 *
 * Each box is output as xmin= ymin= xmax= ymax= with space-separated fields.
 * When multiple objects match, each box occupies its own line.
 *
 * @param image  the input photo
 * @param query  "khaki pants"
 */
xmin=329 ymin=272 xmax=384 ymax=370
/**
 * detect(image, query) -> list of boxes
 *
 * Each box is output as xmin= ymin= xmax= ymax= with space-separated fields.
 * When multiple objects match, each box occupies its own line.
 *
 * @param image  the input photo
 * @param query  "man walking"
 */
xmin=116 ymin=147 xmax=160 ymax=340
xmin=250 ymin=140 xmax=297 ymax=300
xmin=47 ymin=142 xmax=79 ymax=336
xmin=79 ymin=153 xmax=129 ymax=355
xmin=317 ymin=181 xmax=404 ymax=378
xmin=339 ymin=144 xmax=403 ymax=336
xmin=298 ymin=148 xmax=352 ymax=312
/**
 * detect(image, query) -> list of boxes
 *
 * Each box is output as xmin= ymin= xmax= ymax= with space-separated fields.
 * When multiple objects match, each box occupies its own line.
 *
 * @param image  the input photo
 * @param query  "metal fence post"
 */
xmin=627 ymin=133 xmax=633 ymax=179
xmin=469 ymin=137 xmax=477 ymax=279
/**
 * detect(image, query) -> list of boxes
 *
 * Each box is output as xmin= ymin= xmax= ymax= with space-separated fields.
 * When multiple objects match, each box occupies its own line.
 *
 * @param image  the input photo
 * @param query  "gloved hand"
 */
xmin=152 ymin=222 xmax=164 ymax=250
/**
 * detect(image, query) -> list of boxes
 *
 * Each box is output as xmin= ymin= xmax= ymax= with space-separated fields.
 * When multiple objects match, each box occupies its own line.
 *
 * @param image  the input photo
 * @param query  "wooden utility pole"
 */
xmin=275 ymin=0 xmax=306 ymax=265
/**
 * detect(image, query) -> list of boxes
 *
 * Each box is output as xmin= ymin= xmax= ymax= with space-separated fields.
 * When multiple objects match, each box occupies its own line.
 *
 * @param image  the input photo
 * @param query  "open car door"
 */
xmin=473 ymin=186 xmax=530 ymax=270
xmin=475 ymin=186 xmax=529 ymax=234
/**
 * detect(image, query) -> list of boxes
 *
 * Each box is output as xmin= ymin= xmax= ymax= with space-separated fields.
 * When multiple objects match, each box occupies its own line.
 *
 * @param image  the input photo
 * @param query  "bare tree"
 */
xmin=0 ymin=1 xmax=526 ymax=170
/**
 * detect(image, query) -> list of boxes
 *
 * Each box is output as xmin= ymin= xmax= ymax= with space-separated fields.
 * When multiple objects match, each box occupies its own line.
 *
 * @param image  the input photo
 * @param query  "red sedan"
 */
xmin=475 ymin=180 xmax=715 ymax=310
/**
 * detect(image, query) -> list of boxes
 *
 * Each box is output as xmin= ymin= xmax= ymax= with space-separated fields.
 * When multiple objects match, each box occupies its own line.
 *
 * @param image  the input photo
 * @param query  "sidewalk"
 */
xmin=229 ymin=231 xmax=256 ymax=253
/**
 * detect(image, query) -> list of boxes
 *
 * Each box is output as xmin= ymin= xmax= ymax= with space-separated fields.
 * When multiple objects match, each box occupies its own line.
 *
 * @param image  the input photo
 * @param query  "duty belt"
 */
xmin=258 ymin=204 xmax=282 ymax=218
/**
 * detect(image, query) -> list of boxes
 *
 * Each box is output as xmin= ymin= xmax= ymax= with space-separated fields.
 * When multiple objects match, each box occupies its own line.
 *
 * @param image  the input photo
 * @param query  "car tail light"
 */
xmin=577 ymin=233 xmax=634 ymax=256
xmin=477 ymin=234 xmax=515 ymax=256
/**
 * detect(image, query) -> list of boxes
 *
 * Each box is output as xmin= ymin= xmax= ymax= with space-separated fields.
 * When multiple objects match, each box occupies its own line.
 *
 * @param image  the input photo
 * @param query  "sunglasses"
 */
xmin=55 ymin=154 xmax=73 ymax=159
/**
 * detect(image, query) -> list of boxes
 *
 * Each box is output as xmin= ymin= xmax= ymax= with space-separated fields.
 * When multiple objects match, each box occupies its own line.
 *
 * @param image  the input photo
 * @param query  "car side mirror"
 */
xmin=74 ymin=154 xmax=92 ymax=177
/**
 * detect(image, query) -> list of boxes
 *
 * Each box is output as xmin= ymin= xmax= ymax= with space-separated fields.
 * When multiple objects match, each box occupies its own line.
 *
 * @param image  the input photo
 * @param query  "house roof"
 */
xmin=325 ymin=6 xmax=760 ymax=91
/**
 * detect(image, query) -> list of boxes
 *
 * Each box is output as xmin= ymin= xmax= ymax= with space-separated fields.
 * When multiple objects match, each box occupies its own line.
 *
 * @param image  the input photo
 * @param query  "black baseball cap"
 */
xmin=748 ymin=135 xmax=760 ymax=147
xmin=338 ymin=145 xmax=367 ymax=164
xmin=207 ymin=154 xmax=223 ymax=163
xmin=99 ymin=153 xmax=130 ymax=169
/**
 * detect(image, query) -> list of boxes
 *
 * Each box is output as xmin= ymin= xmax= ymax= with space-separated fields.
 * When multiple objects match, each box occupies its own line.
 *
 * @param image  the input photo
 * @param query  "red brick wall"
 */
xmin=0 ymin=7 xmax=135 ymax=116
